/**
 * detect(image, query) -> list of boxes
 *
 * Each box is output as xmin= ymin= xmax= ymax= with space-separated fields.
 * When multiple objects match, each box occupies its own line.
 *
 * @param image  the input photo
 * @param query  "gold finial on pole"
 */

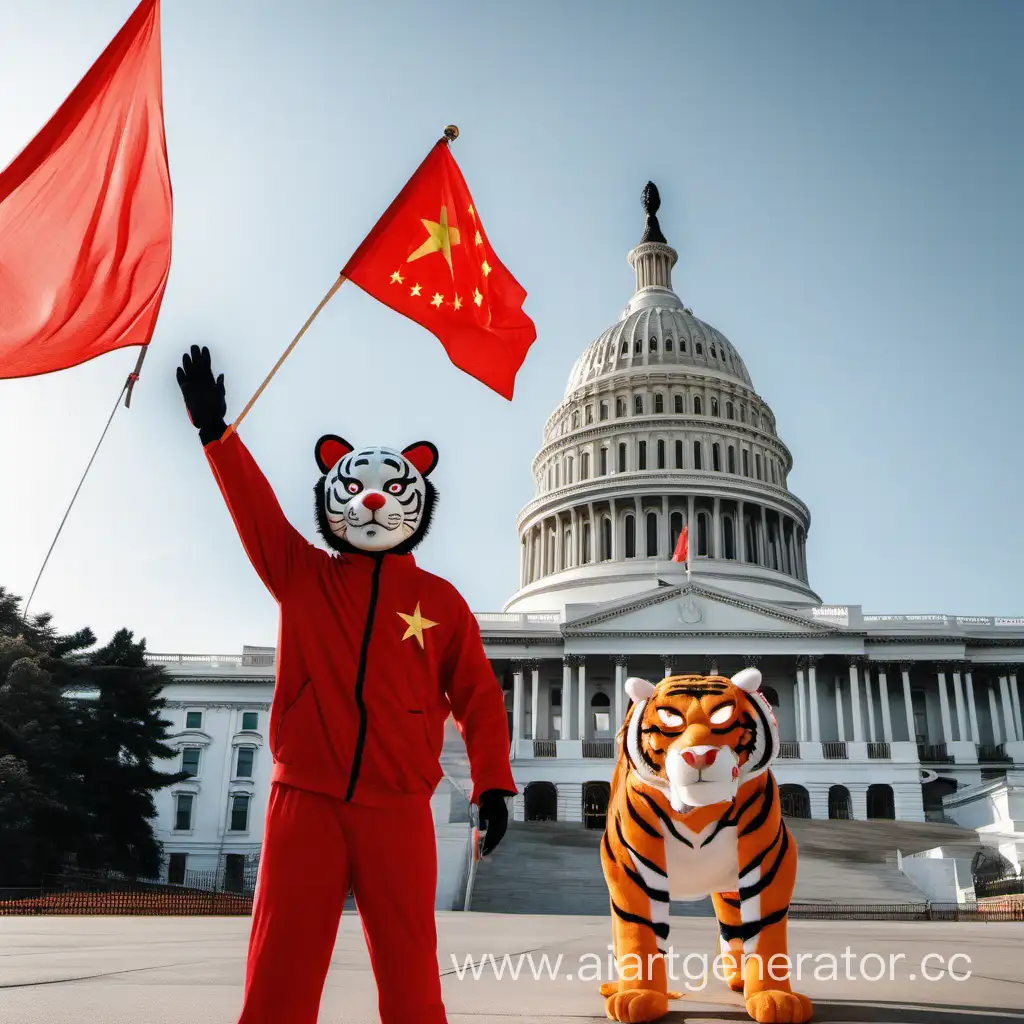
xmin=443 ymin=124 xmax=459 ymax=143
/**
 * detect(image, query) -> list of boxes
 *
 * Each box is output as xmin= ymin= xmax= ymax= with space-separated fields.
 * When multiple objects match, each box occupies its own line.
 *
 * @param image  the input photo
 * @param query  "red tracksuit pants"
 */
xmin=238 ymin=782 xmax=447 ymax=1024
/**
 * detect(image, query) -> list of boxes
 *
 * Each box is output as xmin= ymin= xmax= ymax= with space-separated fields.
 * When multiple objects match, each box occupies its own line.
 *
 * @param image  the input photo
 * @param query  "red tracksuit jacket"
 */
xmin=205 ymin=431 xmax=516 ymax=806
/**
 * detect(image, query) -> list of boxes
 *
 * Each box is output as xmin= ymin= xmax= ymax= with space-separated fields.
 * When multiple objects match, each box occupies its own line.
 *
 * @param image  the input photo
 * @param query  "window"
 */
xmin=585 ymin=405 xmax=594 ymax=425
xmin=181 ymin=747 xmax=201 ymax=777
xmin=693 ymin=441 xmax=703 ymax=470
xmin=601 ymin=518 xmax=612 ymax=561
xmin=726 ymin=401 xmax=734 ymax=420
xmin=168 ymin=853 xmax=187 ymax=885
xmin=696 ymin=342 xmax=704 ymax=355
xmin=581 ymin=452 xmax=590 ymax=480
xmin=710 ymin=397 xmax=719 ymax=417
xmin=673 ymin=394 xmax=683 ymax=414
xmin=592 ymin=692 xmax=611 ymax=734
xmin=680 ymin=337 xmax=687 ymax=352
xmin=728 ymin=445 xmax=736 ymax=474
xmin=599 ymin=401 xmax=609 ymax=421
xmin=693 ymin=395 xmax=703 ymax=415
xmin=624 ymin=515 xmax=636 ymax=558
xmin=712 ymin=443 xmax=721 ymax=472
xmin=551 ymin=687 xmax=562 ymax=707
xmin=599 ymin=448 xmax=608 ymax=476
xmin=752 ymin=412 xmax=760 ymax=428
xmin=770 ymin=461 xmax=777 ymax=484
xmin=582 ymin=522 xmax=592 ymax=563
xmin=616 ymin=397 xmax=626 ymax=417
xmin=671 ymin=512 xmax=684 ymax=552
xmin=646 ymin=512 xmax=658 ymax=557
xmin=572 ymin=410 xmax=580 ymax=429
xmin=710 ymin=345 xmax=717 ymax=359
xmin=755 ymin=453 xmax=762 ymax=480
xmin=634 ymin=338 xmax=642 ymax=353
xmin=740 ymin=406 xmax=747 ymax=423
xmin=638 ymin=441 xmax=647 ymax=470
xmin=723 ymin=517 xmax=736 ymax=560
xmin=620 ymin=340 xmax=629 ymax=356
xmin=241 ymin=711 xmax=258 ymax=731
xmin=654 ymin=393 xmax=664 ymax=414
xmin=674 ymin=440 xmax=683 ymax=469
xmin=229 ymin=794 xmax=251 ymax=832
xmin=634 ymin=395 xmax=643 ymax=415
xmin=617 ymin=443 xmax=627 ymax=473
xmin=174 ymin=793 xmax=194 ymax=832
xmin=665 ymin=337 xmax=674 ymax=351
xmin=566 ymin=457 xmax=573 ymax=484
xmin=554 ymin=463 xmax=560 ymax=488
xmin=649 ymin=337 xmax=657 ymax=352
xmin=236 ymin=746 xmax=255 ymax=778
xmin=563 ymin=529 xmax=572 ymax=568
xmin=185 ymin=711 xmax=203 ymax=730
xmin=697 ymin=511 xmax=710 ymax=557
xmin=742 ymin=450 xmax=750 ymax=476
xmin=657 ymin=439 xmax=666 ymax=469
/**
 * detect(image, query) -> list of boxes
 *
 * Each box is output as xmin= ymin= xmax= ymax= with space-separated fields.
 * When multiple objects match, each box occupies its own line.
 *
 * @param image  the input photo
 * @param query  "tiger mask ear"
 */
xmin=625 ymin=676 xmax=656 ymax=702
xmin=315 ymin=434 xmax=354 ymax=474
xmin=401 ymin=441 xmax=439 ymax=478
xmin=730 ymin=667 xmax=762 ymax=693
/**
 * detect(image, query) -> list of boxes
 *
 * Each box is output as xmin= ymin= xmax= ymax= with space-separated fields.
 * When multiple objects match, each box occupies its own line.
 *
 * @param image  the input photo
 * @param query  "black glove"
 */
xmin=478 ymin=790 xmax=513 ymax=856
xmin=176 ymin=345 xmax=227 ymax=445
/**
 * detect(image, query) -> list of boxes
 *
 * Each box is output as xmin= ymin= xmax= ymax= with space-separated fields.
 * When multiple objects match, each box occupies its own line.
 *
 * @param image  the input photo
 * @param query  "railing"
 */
xmin=867 ymin=742 xmax=891 ymax=760
xmin=975 ymin=873 xmax=1024 ymax=899
xmin=583 ymin=740 xmax=615 ymax=759
xmin=146 ymin=653 xmax=275 ymax=668
xmin=822 ymin=742 xmax=848 ymax=759
xmin=978 ymin=743 xmax=1013 ymax=763
xmin=533 ymin=740 xmax=557 ymax=757
xmin=777 ymin=742 xmax=800 ymax=759
xmin=475 ymin=612 xmax=562 ymax=629
xmin=918 ymin=743 xmax=954 ymax=763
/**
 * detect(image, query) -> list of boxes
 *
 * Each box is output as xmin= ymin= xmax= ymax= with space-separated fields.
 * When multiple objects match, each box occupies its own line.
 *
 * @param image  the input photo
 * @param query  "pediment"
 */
xmin=563 ymin=582 xmax=841 ymax=636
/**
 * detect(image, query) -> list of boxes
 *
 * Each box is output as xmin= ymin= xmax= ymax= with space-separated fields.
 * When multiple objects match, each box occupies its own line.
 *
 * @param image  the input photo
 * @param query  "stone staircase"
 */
xmin=467 ymin=818 xmax=987 ymax=914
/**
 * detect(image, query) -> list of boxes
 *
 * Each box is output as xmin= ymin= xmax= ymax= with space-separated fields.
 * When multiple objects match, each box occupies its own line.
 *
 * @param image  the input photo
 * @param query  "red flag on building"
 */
xmin=342 ymin=138 xmax=536 ymax=400
xmin=672 ymin=524 xmax=689 ymax=565
xmin=0 ymin=0 xmax=172 ymax=380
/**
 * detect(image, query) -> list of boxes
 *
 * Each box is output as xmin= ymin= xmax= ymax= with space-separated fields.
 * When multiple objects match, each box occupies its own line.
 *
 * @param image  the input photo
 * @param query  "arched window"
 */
xmin=582 ymin=522 xmax=592 ymax=563
xmin=634 ymin=338 xmax=642 ymax=354
xmin=742 ymin=449 xmax=750 ymax=476
xmin=599 ymin=448 xmax=608 ymax=475
xmin=566 ymin=457 xmax=573 ymax=484
xmin=654 ymin=393 xmax=664 ymax=414
xmin=674 ymin=394 xmax=684 ymax=414
xmin=674 ymin=440 xmax=683 ymax=469
xmin=712 ymin=443 xmax=721 ymax=471
xmin=740 ymin=405 xmax=747 ymax=423
xmin=563 ymin=528 xmax=572 ymax=568
xmin=727 ymin=445 xmax=736 ymax=474
xmin=697 ymin=511 xmax=710 ymax=556
xmin=555 ymin=463 xmax=560 ymax=487
xmin=525 ymin=781 xmax=557 ymax=822
xmin=646 ymin=511 xmax=658 ymax=557
xmin=696 ymin=342 xmax=704 ymax=355
xmin=829 ymin=786 xmax=852 ymax=820
xmin=710 ymin=397 xmax=719 ymax=417
xmin=616 ymin=397 xmax=626 ymax=417
xmin=580 ymin=452 xmax=590 ymax=480
xmin=726 ymin=401 xmax=734 ymax=420
xmin=867 ymin=785 xmax=895 ymax=820
xmin=665 ymin=337 xmax=674 ymax=352
xmin=657 ymin=439 xmax=666 ymax=469
xmin=755 ymin=453 xmax=762 ymax=480
xmin=780 ymin=785 xmax=811 ymax=819
xmin=637 ymin=441 xmax=647 ymax=470
xmin=617 ymin=443 xmax=627 ymax=473
xmin=670 ymin=511 xmax=684 ymax=552
xmin=710 ymin=345 xmax=717 ymax=359
xmin=693 ymin=441 xmax=703 ymax=470
xmin=634 ymin=395 xmax=643 ymax=415
xmin=572 ymin=410 xmax=580 ymax=429
xmin=601 ymin=517 xmax=612 ymax=561
xmin=649 ymin=337 xmax=657 ymax=352
xmin=693 ymin=395 xmax=703 ymax=415
xmin=624 ymin=514 xmax=636 ymax=558
xmin=620 ymin=340 xmax=629 ymax=356
xmin=723 ymin=516 xmax=736 ymax=559
xmin=680 ymin=337 xmax=687 ymax=352
xmin=600 ymin=401 xmax=609 ymax=421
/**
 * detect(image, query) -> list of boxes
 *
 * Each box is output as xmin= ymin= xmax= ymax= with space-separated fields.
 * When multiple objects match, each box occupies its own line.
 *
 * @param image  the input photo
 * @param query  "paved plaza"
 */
xmin=0 ymin=913 xmax=1021 ymax=1023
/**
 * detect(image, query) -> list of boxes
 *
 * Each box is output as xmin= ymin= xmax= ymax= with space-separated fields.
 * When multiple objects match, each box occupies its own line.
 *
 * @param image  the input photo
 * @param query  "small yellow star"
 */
xmin=474 ymin=230 xmax=483 ymax=246
xmin=410 ymin=283 xmax=422 ymax=297
xmin=453 ymin=294 xmax=462 ymax=310
xmin=390 ymin=270 xmax=404 ymax=284
xmin=481 ymin=260 xmax=491 ymax=277
xmin=431 ymin=292 xmax=444 ymax=307
xmin=398 ymin=603 xmax=440 ymax=648
xmin=468 ymin=204 xmax=475 ymax=218
xmin=473 ymin=288 xmax=483 ymax=307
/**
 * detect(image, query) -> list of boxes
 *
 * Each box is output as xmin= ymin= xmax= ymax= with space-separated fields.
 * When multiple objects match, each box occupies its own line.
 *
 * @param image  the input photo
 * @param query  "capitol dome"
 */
xmin=505 ymin=183 xmax=820 ymax=612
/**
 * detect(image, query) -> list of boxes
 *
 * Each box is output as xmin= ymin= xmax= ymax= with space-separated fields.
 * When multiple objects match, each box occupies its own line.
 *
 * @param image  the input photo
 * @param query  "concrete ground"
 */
xmin=0 ymin=913 xmax=1021 ymax=1023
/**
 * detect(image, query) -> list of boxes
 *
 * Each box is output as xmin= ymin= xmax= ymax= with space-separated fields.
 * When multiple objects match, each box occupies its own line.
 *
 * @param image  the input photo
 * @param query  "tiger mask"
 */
xmin=312 ymin=435 xmax=438 ymax=555
xmin=623 ymin=667 xmax=778 ymax=813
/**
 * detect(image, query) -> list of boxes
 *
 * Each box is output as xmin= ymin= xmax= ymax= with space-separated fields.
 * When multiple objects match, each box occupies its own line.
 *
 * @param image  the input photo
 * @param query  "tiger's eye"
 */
xmin=709 ymin=703 xmax=735 ymax=725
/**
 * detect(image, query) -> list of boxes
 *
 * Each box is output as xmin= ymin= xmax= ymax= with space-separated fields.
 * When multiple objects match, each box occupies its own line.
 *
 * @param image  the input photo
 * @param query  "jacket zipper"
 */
xmin=345 ymin=556 xmax=383 ymax=802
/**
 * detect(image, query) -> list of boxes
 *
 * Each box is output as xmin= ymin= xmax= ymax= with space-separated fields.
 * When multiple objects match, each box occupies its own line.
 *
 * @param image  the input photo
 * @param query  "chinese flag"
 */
xmin=0 ymin=0 xmax=172 ymax=380
xmin=672 ymin=525 xmax=689 ymax=564
xmin=342 ymin=139 xmax=536 ymax=400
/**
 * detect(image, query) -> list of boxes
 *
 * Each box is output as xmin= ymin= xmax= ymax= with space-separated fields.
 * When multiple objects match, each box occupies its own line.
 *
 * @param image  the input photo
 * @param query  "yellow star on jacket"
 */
xmin=397 ymin=603 xmax=440 ymax=648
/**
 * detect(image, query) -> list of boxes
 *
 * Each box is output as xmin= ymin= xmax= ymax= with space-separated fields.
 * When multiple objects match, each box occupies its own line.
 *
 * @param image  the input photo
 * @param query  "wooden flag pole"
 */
xmin=225 ymin=273 xmax=347 ymax=437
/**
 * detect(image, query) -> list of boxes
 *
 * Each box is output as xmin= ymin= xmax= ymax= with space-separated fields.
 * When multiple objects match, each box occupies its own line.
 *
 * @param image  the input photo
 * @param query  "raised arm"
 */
xmin=177 ymin=345 xmax=312 ymax=601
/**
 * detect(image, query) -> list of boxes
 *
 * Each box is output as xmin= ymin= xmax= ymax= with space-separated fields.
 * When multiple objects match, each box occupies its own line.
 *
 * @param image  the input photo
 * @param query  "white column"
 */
xmin=1010 ymin=672 xmax=1023 ymax=740
xmin=951 ymin=668 xmax=967 ymax=742
xmin=661 ymin=495 xmax=669 ymax=560
xmin=577 ymin=659 xmax=587 ymax=741
xmin=999 ymin=675 xmax=1018 ymax=743
xmin=795 ymin=662 xmax=807 ymax=742
xmin=964 ymin=670 xmax=979 ymax=744
xmin=561 ymin=659 xmax=573 ymax=740
xmin=512 ymin=664 xmax=524 ymax=744
xmin=877 ymin=667 xmax=893 ymax=744
xmin=863 ymin=664 xmax=876 ymax=743
xmin=554 ymin=515 xmax=563 ymax=573
xmin=738 ymin=500 xmax=748 ymax=563
xmin=808 ymin=657 xmax=821 ymax=742
xmin=713 ymin=496 xmax=721 ymax=559
xmin=530 ymin=663 xmax=540 ymax=741
xmin=901 ymin=665 xmax=915 ymax=742
xmin=614 ymin=657 xmax=626 ymax=733
xmin=848 ymin=660 xmax=864 ymax=742
xmin=989 ymin=685 xmax=1003 ymax=746
xmin=936 ymin=668 xmax=953 ymax=745
xmin=835 ymin=675 xmax=846 ymax=741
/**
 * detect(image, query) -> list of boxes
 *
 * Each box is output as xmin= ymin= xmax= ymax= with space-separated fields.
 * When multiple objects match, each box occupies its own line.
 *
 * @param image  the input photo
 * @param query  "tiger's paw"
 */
xmin=745 ymin=989 xmax=813 ymax=1023
xmin=605 ymin=988 xmax=670 ymax=1022
xmin=599 ymin=983 xmax=681 ymax=1000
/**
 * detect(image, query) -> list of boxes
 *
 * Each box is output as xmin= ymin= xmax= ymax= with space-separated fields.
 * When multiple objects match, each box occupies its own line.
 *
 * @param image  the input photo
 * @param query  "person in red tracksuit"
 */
xmin=176 ymin=345 xmax=516 ymax=1024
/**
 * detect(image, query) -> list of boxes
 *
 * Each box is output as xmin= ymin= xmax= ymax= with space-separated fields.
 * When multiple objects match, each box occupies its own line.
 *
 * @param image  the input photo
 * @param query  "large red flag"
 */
xmin=342 ymin=139 xmax=536 ymax=400
xmin=0 ymin=0 xmax=172 ymax=380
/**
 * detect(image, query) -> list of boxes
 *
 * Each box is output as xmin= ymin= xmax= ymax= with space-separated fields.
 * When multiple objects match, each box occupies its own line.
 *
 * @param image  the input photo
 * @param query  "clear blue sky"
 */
xmin=1 ymin=0 xmax=1021 ymax=653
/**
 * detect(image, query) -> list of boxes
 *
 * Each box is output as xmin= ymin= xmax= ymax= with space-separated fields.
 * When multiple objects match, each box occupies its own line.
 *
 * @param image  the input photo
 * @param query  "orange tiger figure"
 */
xmin=599 ymin=668 xmax=813 ymax=1024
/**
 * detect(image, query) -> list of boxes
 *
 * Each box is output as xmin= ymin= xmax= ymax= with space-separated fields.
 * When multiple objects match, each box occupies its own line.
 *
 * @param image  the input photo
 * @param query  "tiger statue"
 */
xmin=599 ymin=668 xmax=813 ymax=1024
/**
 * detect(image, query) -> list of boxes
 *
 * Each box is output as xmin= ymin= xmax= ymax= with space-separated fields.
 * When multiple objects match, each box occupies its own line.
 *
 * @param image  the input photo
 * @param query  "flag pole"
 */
xmin=224 ymin=273 xmax=347 ymax=438
xmin=21 ymin=358 xmax=141 ymax=622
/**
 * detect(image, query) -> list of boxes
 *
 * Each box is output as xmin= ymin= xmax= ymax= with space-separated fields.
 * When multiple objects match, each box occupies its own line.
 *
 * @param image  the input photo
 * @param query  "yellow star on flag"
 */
xmin=410 ymin=283 xmax=422 ymax=297
xmin=407 ymin=205 xmax=461 ymax=275
xmin=473 ymin=288 xmax=483 ymax=306
xmin=390 ymin=270 xmax=404 ymax=284
xmin=431 ymin=292 xmax=444 ymax=307
xmin=468 ymin=204 xmax=475 ymax=217
xmin=474 ymin=230 xmax=483 ymax=246
xmin=397 ymin=603 xmax=440 ymax=648
xmin=453 ymin=294 xmax=462 ymax=310
xmin=481 ymin=260 xmax=491 ymax=277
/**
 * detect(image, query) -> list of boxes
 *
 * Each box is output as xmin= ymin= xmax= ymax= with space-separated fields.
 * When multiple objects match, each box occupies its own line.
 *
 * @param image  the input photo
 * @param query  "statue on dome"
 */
xmin=640 ymin=181 xmax=667 ymax=244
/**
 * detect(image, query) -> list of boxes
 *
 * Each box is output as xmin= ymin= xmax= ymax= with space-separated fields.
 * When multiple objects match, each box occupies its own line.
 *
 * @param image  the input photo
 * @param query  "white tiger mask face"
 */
xmin=314 ymin=435 xmax=438 ymax=554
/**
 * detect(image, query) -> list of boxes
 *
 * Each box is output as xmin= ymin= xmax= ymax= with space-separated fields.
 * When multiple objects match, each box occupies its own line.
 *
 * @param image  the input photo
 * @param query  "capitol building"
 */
xmin=149 ymin=186 xmax=1024 ymax=892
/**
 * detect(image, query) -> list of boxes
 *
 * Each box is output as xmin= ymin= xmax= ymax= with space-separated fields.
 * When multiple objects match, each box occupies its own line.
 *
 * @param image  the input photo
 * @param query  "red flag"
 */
xmin=0 ymin=0 xmax=172 ymax=380
xmin=672 ymin=525 xmax=689 ymax=564
xmin=342 ymin=139 xmax=536 ymax=400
